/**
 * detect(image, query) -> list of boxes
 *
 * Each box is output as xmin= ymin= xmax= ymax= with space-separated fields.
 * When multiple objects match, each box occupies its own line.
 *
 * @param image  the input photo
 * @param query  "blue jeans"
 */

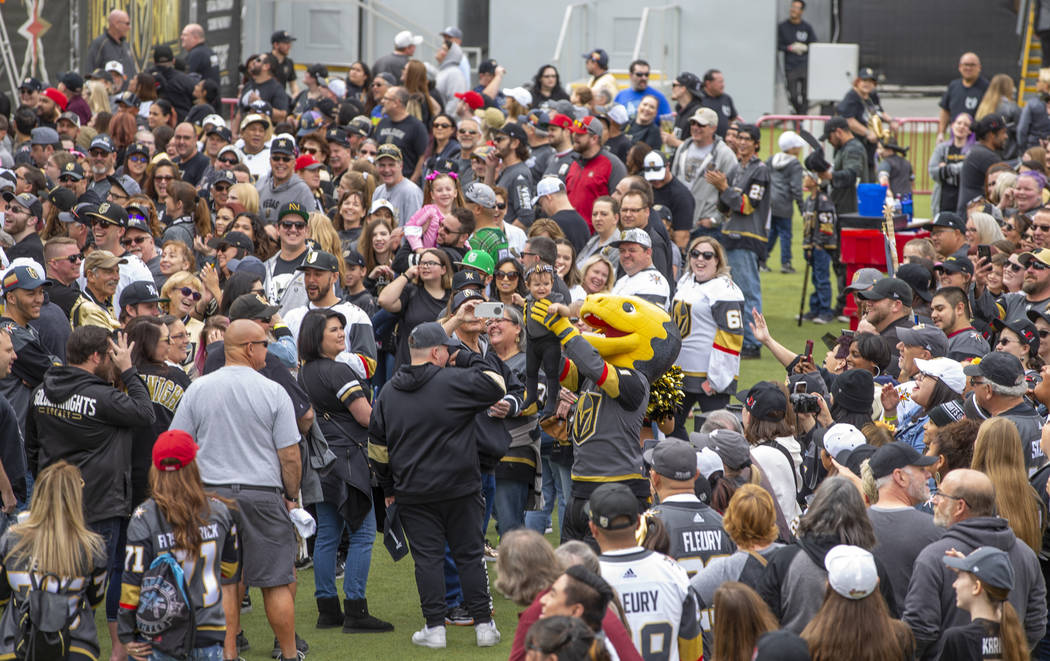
xmin=726 ymin=248 xmax=762 ymax=350
xmin=90 ymin=516 xmax=126 ymax=621
xmin=151 ymin=645 xmax=223 ymax=661
xmin=313 ymin=502 xmax=376 ymax=600
xmin=481 ymin=472 xmax=496 ymax=534
xmin=524 ymin=455 xmax=572 ymax=535
xmin=493 ymin=479 xmax=528 ymax=538
xmin=808 ymin=247 xmax=834 ymax=317
xmin=767 ymin=216 xmax=793 ymax=266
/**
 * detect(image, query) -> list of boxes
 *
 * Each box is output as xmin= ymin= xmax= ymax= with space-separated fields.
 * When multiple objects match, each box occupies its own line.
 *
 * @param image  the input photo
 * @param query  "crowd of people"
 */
xmin=0 ymin=2 xmax=1049 ymax=661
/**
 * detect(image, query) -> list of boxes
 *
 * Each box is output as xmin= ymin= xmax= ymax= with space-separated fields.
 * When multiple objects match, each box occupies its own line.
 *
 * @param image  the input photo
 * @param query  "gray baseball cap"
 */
xmin=642 ymin=439 xmax=697 ymax=481
xmin=707 ymin=429 xmax=750 ymax=470
xmin=30 ymin=127 xmax=60 ymax=146
xmin=463 ymin=182 xmax=497 ymax=209
xmin=894 ymin=324 xmax=948 ymax=357
xmin=844 ymin=267 xmax=883 ymax=293
xmin=942 ymin=546 xmax=1014 ymax=591
xmin=107 ymin=174 xmax=141 ymax=197
xmin=408 ymin=321 xmax=459 ymax=350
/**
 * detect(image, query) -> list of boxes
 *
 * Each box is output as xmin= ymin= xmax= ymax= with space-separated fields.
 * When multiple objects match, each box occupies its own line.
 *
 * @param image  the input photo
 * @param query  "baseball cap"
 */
xmin=830 ymin=368 xmax=875 ymax=414
xmin=114 ymin=91 xmax=141 ymax=108
xmin=58 ymin=111 xmax=81 ymax=128
xmin=896 ymin=262 xmax=935 ymax=302
xmin=230 ymin=292 xmax=280 ymax=321
xmin=451 ymin=289 xmax=485 ymax=313
xmin=323 ymin=126 xmax=350 ymax=147
xmin=271 ymin=30 xmax=296 ymax=43
xmin=686 ymin=107 xmax=718 ymax=127
xmin=1027 ymin=303 xmax=1050 ymax=327
xmin=296 ymin=250 xmax=340 ymax=273
xmin=502 ymin=87 xmax=532 ymax=108
xmin=87 ymin=201 xmax=128 ymax=227
xmin=408 ymin=321 xmax=458 ymax=350
xmin=735 ymin=381 xmax=787 ymax=422
xmin=277 ymin=201 xmax=310 ymax=222
xmin=120 ymin=280 xmax=167 ymax=309
xmin=582 ymin=48 xmax=609 ymax=69
xmin=574 ymin=116 xmax=603 ymax=137
xmin=820 ymin=116 xmax=850 ymax=140
xmin=931 ymin=211 xmax=966 ymax=232
xmin=125 ymin=208 xmax=150 ymax=234
xmin=212 ymin=231 xmax=254 ymax=254
xmin=869 ymin=441 xmax=938 ymax=479
xmin=1 ymin=264 xmax=49 ymax=294
xmin=821 ymin=423 xmax=866 ymax=464
xmin=231 ymin=256 xmax=266 ymax=280
xmin=464 ymin=182 xmax=497 ymax=209
xmin=1019 ymin=249 xmax=1050 ymax=269
xmin=375 ymin=143 xmax=403 ymax=162
xmin=58 ymin=161 xmax=85 ymax=182
xmin=369 ymin=199 xmax=397 ymax=218
xmin=934 ymin=255 xmax=974 ymax=276
xmin=347 ymin=116 xmax=373 ymax=138
xmin=675 ymin=71 xmax=703 ymax=97
xmin=599 ymin=104 xmax=630 ymax=129
xmin=207 ymin=126 xmax=233 ymax=144
xmin=844 ymin=267 xmax=883 ymax=293
xmin=2 ymin=192 xmax=42 ymax=219
xmin=457 ymin=249 xmax=495 ymax=275
xmin=107 ymin=174 xmax=141 ymax=197
xmin=152 ymin=430 xmax=199 ymax=472
xmin=642 ymin=152 xmax=666 ymax=182
xmin=895 ymin=324 xmax=948 ymax=357
xmin=825 ymin=545 xmax=878 ymax=600
xmin=532 ymin=176 xmax=566 ymax=205
xmin=549 ymin=113 xmax=575 ymax=130
xmin=855 ymin=277 xmax=912 ymax=302
xmin=452 ymin=269 xmax=485 ymax=291
xmin=478 ymin=59 xmax=498 ymax=75
xmin=18 ymin=77 xmax=42 ymax=92
xmin=343 ymin=249 xmax=366 ymax=268
xmin=83 ymin=250 xmax=127 ymax=271
xmin=62 ymin=201 xmax=96 ymax=226
xmin=754 ymin=631 xmax=811 ymax=661
xmin=211 ymin=170 xmax=237 ymax=189
xmin=974 ymin=114 xmax=1006 ymax=139
xmin=153 ymin=45 xmax=174 ymax=64
xmin=496 ymin=122 xmax=528 ymax=144
xmin=942 ymin=546 xmax=1015 ymax=591
xmin=610 ymin=228 xmax=652 ymax=249
xmin=294 ymin=154 xmax=323 ymax=172
xmin=90 ymin=134 xmax=116 ymax=153
xmin=239 ymin=113 xmax=271 ymax=131
xmin=42 ymin=88 xmax=67 ymax=111
xmin=105 ymin=61 xmax=125 ymax=75
xmin=269 ymin=136 xmax=296 ymax=156
xmin=201 ymin=114 xmax=226 ymax=129
xmin=928 ymin=399 xmax=966 ymax=427
xmin=913 ymin=357 xmax=966 ymax=394
xmin=643 ymin=439 xmax=698 ymax=481
xmin=963 ymin=351 xmax=1025 ymax=388
xmin=454 ymin=90 xmax=485 ymax=110
xmin=393 ymin=30 xmax=423 ymax=49
xmin=440 ymin=26 xmax=463 ymax=39
xmin=857 ymin=67 xmax=878 ymax=81
xmin=296 ymin=110 xmax=324 ymax=137
xmin=991 ymin=317 xmax=1040 ymax=357
xmin=707 ymin=429 xmax=750 ymax=470
xmin=30 ymin=127 xmax=60 ymax=146
xmin=47 ymin=186 xmax=76 ymax=214
xmin=584 ymin=483 xmax=638 ymax=530
xmin=778 ymin=131 xmax=807 ymax=152
xmin=306 ymin=63 xmax=329 ymax=82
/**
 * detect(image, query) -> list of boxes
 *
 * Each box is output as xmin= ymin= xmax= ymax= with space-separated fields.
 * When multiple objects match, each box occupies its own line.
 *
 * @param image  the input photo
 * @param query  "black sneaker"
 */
xmin=758 ymin=262 xmax=772 ymax=273
xmin=271 ymin=634 xmax=309 ymax=659
xmin=236 ymin=631 xmax=250 ymax=651
xmin=444 ymin=605 xmax=474 ymax=626
xmin=295 ymin=555 xmax=313 ymax=571
xmin=240 ymin=592 xmax=252 ymax=614
xmin=740 ymin=346 xmax=761 ymax=360
xmin=781 ymin=264 xmax=796 ymax=274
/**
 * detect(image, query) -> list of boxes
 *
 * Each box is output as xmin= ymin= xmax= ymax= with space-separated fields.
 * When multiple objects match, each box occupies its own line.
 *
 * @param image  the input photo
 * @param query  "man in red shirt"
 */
xmin=565 ymin=116 xmax=625 ymax=221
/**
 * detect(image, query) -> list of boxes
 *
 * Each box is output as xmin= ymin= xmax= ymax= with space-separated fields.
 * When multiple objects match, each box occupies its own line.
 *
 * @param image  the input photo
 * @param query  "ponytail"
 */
xmin=193 ymin=195 xmax=212 ymax=238
xmin=588 ymin=635 xmax=612 ymax=661
xmin=985 ymin=583 xmax=1028 ymax=661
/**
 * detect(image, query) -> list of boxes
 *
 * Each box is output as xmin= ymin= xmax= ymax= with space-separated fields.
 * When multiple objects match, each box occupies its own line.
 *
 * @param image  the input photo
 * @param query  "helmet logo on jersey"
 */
xmin=672 ymin=301 xmax=692 ymax=338
xmin=571 ymin=392 xmax=600 ymax=444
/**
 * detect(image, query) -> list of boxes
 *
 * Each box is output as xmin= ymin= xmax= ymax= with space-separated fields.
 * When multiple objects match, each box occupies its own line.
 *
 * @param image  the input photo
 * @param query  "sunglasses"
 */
xmin=50 ymin=254 xmax=83 ymax=265
xmin=89 ymin=150 xmax=109 ymax=158
xmin=633 ymin=71 xmax=650 ymax=77
xmin=59 ymin=176 xmax=79 ymax=183
xmin=496 ymin=202 xmax=507 ymax=210
xmin=1007 ymin=262 xmax=1025 ymax=272
xmin=179 ymin=287 xmax=202 ymax=301
xmin=458 ymin=129 xmax=479 ymax=135
xmin=213 ymin=184 xmax=230 ymax=192
xmin=1029 ymin=260 xmax=1050 ymax=271
xmin=433 ymin=122 xmax=453 ymax=129
xmin=494 ymin=271 xmax=519 ymax=280
xmin=1035 ymin=223 xmax=1050 ymax=232
xmin=121 ymin=235 xmax=151 ymax=247
xmin=218 ymin=157 xmax=239 ymax=165
xmin=690 ymin=249 xmax=716 ymax=260
xmin=154 ymin=174 xmax=175 ymax=181
xmin=301 ymin=147 xmax=319 ymax=155
xmin=280 ymin=220 xmax=307 ymax=230
xmin=271 ymin=155 xmax=293 ymax=163
xmin=1040 ymin=330 xmax=1050 ymax=339
xmin=1003 ymin=223 xmax=1015 ymax=232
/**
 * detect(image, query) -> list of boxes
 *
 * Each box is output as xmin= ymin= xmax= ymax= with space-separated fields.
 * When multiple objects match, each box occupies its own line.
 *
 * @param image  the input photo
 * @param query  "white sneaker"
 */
xmin=411 ymin=625 xmax=446 ymax=649
xmin=476 ymin=620 xmax=501 ymax=647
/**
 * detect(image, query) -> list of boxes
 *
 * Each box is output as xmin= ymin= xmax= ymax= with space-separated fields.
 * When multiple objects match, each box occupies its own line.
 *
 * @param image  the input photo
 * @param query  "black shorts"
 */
xmin=209 ymin=485 xmax=295 ymax=588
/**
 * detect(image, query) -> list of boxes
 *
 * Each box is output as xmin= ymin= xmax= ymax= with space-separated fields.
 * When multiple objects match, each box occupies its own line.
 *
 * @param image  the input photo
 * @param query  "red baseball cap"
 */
xmin=295 ymin=154 xmax=323 ymax=172
xmin=152 ymin=430 xmax=199 ymax=472
xmin=454 ymin=90 xmax=485 ymax=110
xmin=43 ymin=87 xmax=68 ymax=111
xmin=549 ymin=113 xmax=578 ymax=131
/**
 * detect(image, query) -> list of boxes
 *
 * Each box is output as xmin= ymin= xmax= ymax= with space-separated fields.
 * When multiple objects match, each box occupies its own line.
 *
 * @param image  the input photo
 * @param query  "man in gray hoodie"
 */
xmin=670 ymin=107 xmax=738 ymax=239
xmin=902 ymin=469 xmax=1046 ymax=660
xmin=257 ymin=136 xmax=317 ymax=225
xmin=436 ymin=41 xmax=468 ymax=116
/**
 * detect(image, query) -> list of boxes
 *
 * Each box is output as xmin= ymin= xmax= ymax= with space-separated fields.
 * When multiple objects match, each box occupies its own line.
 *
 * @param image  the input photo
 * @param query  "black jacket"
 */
xmin=369 ymin=349 xmax=507 ymax=503
xmin=150 ymin=66 xmax=197 ymax=121
xmin=26 ymin=365 xmax=156 ymax=523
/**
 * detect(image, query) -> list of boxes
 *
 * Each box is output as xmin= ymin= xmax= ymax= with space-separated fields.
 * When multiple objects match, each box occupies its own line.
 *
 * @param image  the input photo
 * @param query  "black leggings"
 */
xmin=670 ymin=389 xmax=731 ymax=440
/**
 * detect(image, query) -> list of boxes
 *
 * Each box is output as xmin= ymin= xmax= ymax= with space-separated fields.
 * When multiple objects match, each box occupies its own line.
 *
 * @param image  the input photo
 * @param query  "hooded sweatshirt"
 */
xmin=25 ymin=364 xmax=156 ymax=523
xmin=767 ymin=152 xmax=804 ymax=219
xmin=368 ymin=349 xmax=507 ymax=504
xmin=755 ymin=532 xmax=898 ymax=633
xmin=902 ymin=516 xmax=1047 ymax=660
xmin=437 ymin=43 xmax=468 ymax=116
xmin=256 ymin=172 xmax=317 ymax=225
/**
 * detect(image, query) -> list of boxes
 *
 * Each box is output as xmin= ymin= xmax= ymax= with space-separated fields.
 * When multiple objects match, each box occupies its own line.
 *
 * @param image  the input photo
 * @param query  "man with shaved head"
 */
xmin=938 ymin=52 xmax=987 ymax=139
xmin=180 ymin=23 xmax=220 ymax=85
xmin=171 ymin=122 xmax=211 ymax=186
xmin=171 ymin=317 xmax=307 ymax=661
xmin=87 ymin=10 xmax=137 ymax=78
xmin=903 ymin=468 xmax=1046 ymax=658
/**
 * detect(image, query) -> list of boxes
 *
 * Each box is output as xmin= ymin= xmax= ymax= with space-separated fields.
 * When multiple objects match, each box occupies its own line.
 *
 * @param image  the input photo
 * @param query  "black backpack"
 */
xmin=13 ymin=572 xmax=79 ymax=661
xmin=135 ymin=508 xmax=196 ymax=659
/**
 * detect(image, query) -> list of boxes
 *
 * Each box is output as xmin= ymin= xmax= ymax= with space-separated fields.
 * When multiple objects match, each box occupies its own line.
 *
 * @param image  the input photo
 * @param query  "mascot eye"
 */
xmin=622 ymin=301 xmax=635 ymax=314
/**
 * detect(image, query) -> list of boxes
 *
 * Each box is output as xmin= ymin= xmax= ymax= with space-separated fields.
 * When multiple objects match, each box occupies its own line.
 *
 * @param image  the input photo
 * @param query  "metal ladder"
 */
xmin=0 ymin=4 xmax=20 ymax=98
xmin=1020 ymin=0 xmax=1042 ymax=106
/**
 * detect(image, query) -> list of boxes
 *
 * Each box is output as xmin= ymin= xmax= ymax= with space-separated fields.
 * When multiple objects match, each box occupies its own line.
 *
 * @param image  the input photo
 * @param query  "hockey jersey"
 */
xmin=671 ymin=274 xmax=744 ymax=394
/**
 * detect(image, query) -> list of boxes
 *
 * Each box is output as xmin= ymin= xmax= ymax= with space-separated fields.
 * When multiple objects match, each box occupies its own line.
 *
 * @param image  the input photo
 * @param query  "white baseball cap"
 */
xmin=105 ymin=61 xmax=125 ymax=75
xmin=825 ymin=545 xmax=878 ymax=600
xmin=531 ymin=176 xmax=565 ymax=205
xmin=202 ymin=114 xmax=226 ymax=129
xmin=394 ymin=30 xmax=423 ymax=49
xmin=821 ymin=423 xmax=865 ymax=464
xmin=778 ymin=130 xmax=807 ymax=152
xmin=913 ymin=357 xmax=966 ymax=395
xmin=502 ymin=86 xmax=533 ymax=108
xmin=642 ymin=151 xmax=666 ymax=182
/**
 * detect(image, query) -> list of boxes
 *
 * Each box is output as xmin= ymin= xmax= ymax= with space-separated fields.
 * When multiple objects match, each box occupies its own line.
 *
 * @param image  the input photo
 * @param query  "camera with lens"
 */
xmin=790 ymin=392 xmax=820 ymax=414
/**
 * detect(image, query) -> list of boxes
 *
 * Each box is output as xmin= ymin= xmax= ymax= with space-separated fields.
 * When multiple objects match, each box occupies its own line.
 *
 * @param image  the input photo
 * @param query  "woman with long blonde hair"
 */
xmin=307 ymin=212 xmax=347 ymax=283
xmin=116 ymin=431 xmax=238 ymax=660
xmin=0 ymin=461 xmax=107 ymax=660
xmin=971 ymin=416 xmax=1046 ymax=551
xmin=227 ymin=182 xmax=260 ymax=215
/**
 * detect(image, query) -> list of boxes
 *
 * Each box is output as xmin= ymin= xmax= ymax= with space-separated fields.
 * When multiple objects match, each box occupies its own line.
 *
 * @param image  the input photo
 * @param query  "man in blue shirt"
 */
xmin=614 ymin=60 xmax=672 ymax=120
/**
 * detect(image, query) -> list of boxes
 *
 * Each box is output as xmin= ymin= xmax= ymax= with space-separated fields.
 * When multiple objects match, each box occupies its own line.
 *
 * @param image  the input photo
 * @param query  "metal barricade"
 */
xmin=754 ymin=114 xmax=940 ymax=196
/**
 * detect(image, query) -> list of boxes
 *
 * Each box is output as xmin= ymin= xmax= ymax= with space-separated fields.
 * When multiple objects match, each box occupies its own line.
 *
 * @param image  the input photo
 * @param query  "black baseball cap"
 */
xmin=407 ymin=321 xmax=458 ymax=350
xmin=858 ymin=67 xmax=878 ymax=81
xmin=974 ymin=114 xmax=1006 ymax=139
xmin=18 ymin=77 xmax=42 ymax=92
xmin=642 ymin=439 xmax=698 ymax=481
xmin=934 ymin=255 xmax=974 ymax=276
xmin=85 ymin=201 xmax=128 ymax=227
xmin=991 ymin=317 xmax=1040 ymax=357
xmin=895 ymin=262 xmax=934 ymax=302
xmin=496 ymin=122 xmax=528 ymax=144
xmin=120 ymin=280 xmax=167 ymax=309
xmin=735 ymin=382 xmax=786 ymax=422
xmin=963 ymin=351 xmax=1025 ymax=387
xmin=736 ymin=123 xmax=760 ymax=143
xmin=452 ymin=269 xmax=485 ymax=292
xmin=326 ymin=126 xmax=350 ymax=147
xmin=928 ymin=399 xmax=966 ymax=427
xmin=270 ymin=136 xmax=296 ymax=156
xmin=271 ymin=30 xmax=296 ymax=43
xmin=821 ymin=116 xmax=850 ymax=140
xmin=277 ymin=201 xmax=310 ymax=222
xmin=855 ymin=277 xmax=912 ymax=302
xmin=295 ymin=250 xmax=340 ymax=273
xmin=478 ymin=59 xmax=498 ymax=75
xmin=584 ymin=483 xmax=639 ymax=530
xmin=931 ymin=211 xmax=966 ymax=232
xmin=229 ymin=292 xmax=280 ymax=321
xmin=153 ymin=45 xmax=174 ymax=64
xmin=451 ymin=289 xmax=485 ymax=312
xmin=59 ymin=161 xmax=85 ymax=181
xmin=674 ymin=71 xmax=703 ymax=97
xmin=343 ymin=249 xmax=366 ymax=268
xmin=869 ymin=441 xmax=938 ymax=479
xmin=211 ymin=231 xmax=254 ymax=253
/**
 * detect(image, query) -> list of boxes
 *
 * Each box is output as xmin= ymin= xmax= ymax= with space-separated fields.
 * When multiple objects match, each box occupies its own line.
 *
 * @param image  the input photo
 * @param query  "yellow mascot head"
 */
xmin=578 ymin=294 xmax=682 ymax=382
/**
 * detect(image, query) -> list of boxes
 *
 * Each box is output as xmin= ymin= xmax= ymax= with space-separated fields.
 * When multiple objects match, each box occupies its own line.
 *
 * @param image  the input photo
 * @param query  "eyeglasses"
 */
xmin=996 ymin=336 xmax=1015 ymax=346
xmin=933 ymin=491 xmax=968 ymax=507
xmin=690 ymin=249 xmax=716 ymax=260
xmin=301 ymin=147 xmax=319 ymax=155
xmin=968 ymin=377 xmax=986 ymax=387
xmin=154 ymin=174 xmax=175 ymax=181
xmin=1034 ymin=223 xmax=1050 ymax=233
xmin=271 ymin=155 xmax=293 ymax=163
xmin=520 ymin=251 xmax=536 ymax=257
xmin=496 ymin=202 xmax=507 ymax=210
xmin=433 ymin=122 xmax=453 ymax=129
xmin=121 ymin=236 xmax=151 ymax=247
xmin=458 ymin=129 xmax=479 ymax=135
xmin=169 ymin=332 xmax=188 ymax=341
xmin=418 ymin=260 xmax=443 ymax=267
xmin=1007 ymin=262 xmax=1025 ymax=272
xmin=279 ymin=221 xmax=307 ymax=230
xmin=239 ymin=340 xmax=269 ymax=349
xmin=213 ymin=184 xmax=230 ymax=192
xmin=49 ymin=254 xmax=83 ymax=265
xmin=218 ymin=157 xmax=239 ymax=165
xmin=495 ymin=271 xmax=519 ymax=280
xmin=1040 ymin=330 xmax=1050 ymax=338
xmin=633 ymin=71 xmax=650 ymax=77
xmin=179 ymin=287 xmax=202 ymax=301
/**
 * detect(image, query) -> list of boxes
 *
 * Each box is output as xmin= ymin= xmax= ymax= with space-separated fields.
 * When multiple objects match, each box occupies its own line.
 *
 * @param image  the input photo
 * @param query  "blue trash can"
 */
xmin=857 ymin=183 xmax=888 ymax=217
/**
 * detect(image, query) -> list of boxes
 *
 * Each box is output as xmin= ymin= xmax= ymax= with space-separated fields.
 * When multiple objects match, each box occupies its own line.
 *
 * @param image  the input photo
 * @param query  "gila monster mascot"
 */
xmin=529 ymin=293 xmax=682 ymax=544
